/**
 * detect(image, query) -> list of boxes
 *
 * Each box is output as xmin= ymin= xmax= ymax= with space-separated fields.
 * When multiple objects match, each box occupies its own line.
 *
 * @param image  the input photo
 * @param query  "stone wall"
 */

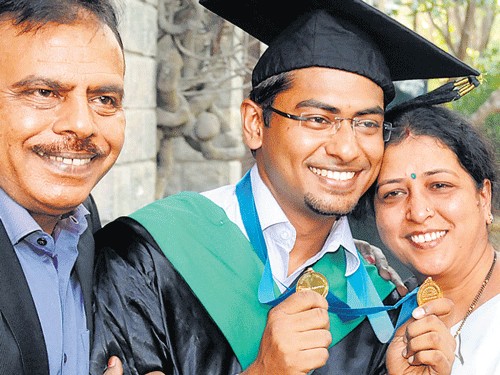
xmin=92 ymin=0 xmax=159 ymax=224
xmin=162 ymin=137 xmax=242 ymax=197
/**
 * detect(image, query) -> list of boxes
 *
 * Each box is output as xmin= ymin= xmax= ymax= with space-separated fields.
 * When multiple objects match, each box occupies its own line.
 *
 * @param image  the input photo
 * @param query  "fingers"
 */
xmin=277 ymin=289 xmax=329 ymax=314
xmin=412 ymin=298 xmax=454 ymax=322
xmin=103 ymin=357 xmax=123 ymax=375
xmin=355 ymin=239 xmax=380 ymax=265
xmin=103 ymin=356 xmax=165 ymax=375
xmin=385 ymin=267 xmax=408 ymax=296
xmin=354 ymin=239 xmax=408 ymax=296
xmin=266 ymin=292 xmax=330 ymax=340
xmin=401 ymin=298 xmax=456 ymax=372
xmin=286 ymin=347 xmax=331 ymax=373
xmin=403 ymin=330 xmax=455 ymax=364
xmin=251 ymin=290 xmax=331 ymax=374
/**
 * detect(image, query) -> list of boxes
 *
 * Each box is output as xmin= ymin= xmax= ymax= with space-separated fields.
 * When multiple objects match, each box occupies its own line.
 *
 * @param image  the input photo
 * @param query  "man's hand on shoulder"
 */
xmin=354 ymin=239 xmax=408 ymax=296
xmin=103 ymin=356 xmax=165 ymax=375
xmin=242 ymin=290 xmax=332 ymax=375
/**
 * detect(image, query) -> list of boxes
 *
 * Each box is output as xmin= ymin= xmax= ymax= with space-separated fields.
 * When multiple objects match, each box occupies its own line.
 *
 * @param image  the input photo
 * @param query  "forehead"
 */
xmin=380 ymin=135 xmax=464 ymax=177
xmin=0 ymin=18 xmax=124 ymax=84
xmin=275 ymin=67 xmax=384 ymax=111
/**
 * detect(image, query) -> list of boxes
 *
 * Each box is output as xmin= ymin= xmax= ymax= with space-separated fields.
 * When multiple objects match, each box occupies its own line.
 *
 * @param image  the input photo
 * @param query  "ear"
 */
xmin=479 ymin=179 xmax=493 ymax=223
xmin=241 ymin=99 xmax=265 ymax=151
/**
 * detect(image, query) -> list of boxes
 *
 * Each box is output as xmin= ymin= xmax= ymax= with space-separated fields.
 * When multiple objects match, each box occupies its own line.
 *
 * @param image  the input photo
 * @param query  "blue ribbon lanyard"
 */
xmin=235 ymin=170 xmax=417 ymax=342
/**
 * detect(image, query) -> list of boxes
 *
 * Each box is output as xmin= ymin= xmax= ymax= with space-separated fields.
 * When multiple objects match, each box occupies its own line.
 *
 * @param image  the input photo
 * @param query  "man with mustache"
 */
xmin=91 ymin=0 xmax=479 ymax=374
xmin=0 ymin=1 xmax=128 ymax=374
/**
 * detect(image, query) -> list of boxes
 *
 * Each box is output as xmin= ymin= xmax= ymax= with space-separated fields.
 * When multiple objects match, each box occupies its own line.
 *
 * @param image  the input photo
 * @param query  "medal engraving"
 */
xmin=296 ymin=268 xmax=329 ymax=297
xmin=417 ymin=277 xmax=443 ymax=306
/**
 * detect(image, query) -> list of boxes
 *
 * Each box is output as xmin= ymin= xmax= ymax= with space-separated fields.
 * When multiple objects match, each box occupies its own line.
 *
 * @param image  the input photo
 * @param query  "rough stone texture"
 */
xmin=92 ymin=0 xmax=158 ymax=224
xmin=123 ymin=53 xmax=157 ymax=109
xmin=163 ymin=136 xmax=242 ymax=193
xmin=162 ymin=137 xmax=243 ymax=196
xmin=120 ymin=0 xmax=157 ymax=57
xmin=119 ymin=109 xmax=157 ymax=163
xmin=92 ymin=161 xmax=157 ymax=223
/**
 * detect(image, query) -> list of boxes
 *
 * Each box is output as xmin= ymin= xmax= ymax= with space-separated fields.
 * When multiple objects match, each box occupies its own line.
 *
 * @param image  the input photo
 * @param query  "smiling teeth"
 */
xmin=310 ymin=167 xmax=355 ymax=181
xmin=38 ymin=152 xmax=91 ymax=166
xmin=50 ymin=156 xmax=92 ymax=166
xmin=410 ymin=231 xmax=446 ymax=244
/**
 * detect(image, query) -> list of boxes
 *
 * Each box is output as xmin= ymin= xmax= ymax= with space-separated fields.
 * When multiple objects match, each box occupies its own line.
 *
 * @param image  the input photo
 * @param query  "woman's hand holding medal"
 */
xmin=386 ymin=279 xmax=456 ymax=375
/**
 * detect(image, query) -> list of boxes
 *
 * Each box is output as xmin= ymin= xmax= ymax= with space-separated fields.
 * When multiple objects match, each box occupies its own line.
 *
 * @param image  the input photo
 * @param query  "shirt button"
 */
xmin=63 ymin=353 xmax=67 ymax=363
xmin=37 ymin=238 xmax=47 ymax=246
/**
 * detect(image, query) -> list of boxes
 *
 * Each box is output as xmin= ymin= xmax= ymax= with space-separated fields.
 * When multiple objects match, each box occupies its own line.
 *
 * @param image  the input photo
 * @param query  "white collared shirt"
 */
xmin=202 ymin=164 xmax=361 ymax=291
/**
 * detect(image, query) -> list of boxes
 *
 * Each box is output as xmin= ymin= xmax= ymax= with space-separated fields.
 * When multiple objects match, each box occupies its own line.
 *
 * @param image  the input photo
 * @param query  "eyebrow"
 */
xmin=11 ymin=75 xmax=124 ymax=101
xmin=11 ymin=76 xmax=72 ymax=91
xmin=295 ymin=99 xmax=384 ymax=117
xmin=377 ymin=168 xmax=459 ymax=187
xmin=424 ymin=169 xmax=459 ymax=178
xmin=88 ymin=85 xmax=125 ymax=102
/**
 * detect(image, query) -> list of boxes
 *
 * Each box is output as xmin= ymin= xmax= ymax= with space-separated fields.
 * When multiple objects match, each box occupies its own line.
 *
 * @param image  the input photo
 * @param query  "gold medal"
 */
xmin=296 ymin=267 xmax=329 ymax=297
xmin=417 ymin=277 xmax=443 ymax=306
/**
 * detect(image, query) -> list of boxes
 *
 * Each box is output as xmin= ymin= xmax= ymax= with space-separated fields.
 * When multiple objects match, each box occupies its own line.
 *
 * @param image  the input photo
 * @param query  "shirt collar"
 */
xmin=0 ymin=187 xmax=89 ymax=245
xmin=250 ymin=165 xmax=361 ymax=276
xmin=323 ymin=216 xmax=360 ymax=276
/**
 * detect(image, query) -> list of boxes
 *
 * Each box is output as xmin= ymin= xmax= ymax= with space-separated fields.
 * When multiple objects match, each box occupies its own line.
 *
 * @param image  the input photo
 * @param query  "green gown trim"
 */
xmin=130 ymin=191 xmax=395 ymax=370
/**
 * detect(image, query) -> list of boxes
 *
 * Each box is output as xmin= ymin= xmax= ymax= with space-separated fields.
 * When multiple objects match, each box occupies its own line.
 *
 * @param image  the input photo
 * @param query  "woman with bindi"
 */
xmin=374 ymin=105 xmax=500 ymax=375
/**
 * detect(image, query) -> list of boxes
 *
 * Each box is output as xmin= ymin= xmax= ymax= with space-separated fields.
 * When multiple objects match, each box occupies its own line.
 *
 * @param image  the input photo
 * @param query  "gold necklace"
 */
xmin=454 ymin=252 xmax=497 ymax=365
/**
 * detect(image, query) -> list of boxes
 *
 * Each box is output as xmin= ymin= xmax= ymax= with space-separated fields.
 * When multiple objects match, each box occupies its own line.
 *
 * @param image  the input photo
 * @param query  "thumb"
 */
xmin=103 ymin=356 xmax=123 ymax=375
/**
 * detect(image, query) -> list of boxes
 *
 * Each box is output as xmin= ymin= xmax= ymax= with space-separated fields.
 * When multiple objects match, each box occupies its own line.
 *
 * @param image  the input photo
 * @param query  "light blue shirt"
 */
xmin=0 ymin=188 xmax=89 ymax=375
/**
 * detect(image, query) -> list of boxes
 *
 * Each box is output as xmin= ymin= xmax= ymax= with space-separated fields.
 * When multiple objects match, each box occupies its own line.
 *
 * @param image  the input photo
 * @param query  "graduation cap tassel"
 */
xmin=386 ymin=76 xmax=481 ymax=121
xmin=457 ymin=76 xmax=480 ymax=96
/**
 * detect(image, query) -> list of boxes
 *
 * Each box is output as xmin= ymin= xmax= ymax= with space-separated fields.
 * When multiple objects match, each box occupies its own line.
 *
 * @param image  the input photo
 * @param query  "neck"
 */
xmin=435 ymin=246 xmax=499 ymax=326
xmin=285 ymin=210 xmax=337 ymax=276
xmin=29 ymin=212 xmax=61 ymax=235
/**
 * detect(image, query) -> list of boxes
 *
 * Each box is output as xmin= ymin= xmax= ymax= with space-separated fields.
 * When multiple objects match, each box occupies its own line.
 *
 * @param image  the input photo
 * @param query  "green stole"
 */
xmin=130 ymin=191 xmax=395 ymax=370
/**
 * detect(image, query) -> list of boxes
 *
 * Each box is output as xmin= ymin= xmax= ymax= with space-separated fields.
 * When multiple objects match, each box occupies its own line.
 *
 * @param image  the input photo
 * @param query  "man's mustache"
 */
xmin=32 ymin=137 xmax=104 ymax=157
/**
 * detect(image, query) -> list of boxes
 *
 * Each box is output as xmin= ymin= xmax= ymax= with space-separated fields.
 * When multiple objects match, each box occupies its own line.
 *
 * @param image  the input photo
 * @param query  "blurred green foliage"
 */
xmin=389 ymin=0 xmax=500 ymax=151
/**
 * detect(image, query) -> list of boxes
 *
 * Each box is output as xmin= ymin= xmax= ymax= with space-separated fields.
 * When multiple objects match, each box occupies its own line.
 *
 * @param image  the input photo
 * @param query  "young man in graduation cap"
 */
xmin=90 ymin=0 xmax=479 ymax=374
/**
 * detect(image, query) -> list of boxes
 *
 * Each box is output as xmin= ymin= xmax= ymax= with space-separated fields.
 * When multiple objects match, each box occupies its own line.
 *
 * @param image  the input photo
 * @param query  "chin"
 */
xmin=411 ymin=258 xmax=449 ymax=279
xmin=36 ymin=187 xmax=92 ymax=212
xmin=304 ymin=193 xmax=356 ymax=217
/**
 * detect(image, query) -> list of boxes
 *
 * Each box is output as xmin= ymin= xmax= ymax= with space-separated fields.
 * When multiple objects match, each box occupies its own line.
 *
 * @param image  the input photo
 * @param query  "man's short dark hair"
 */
xmin=247 ymin=71 xmax=293 ymax=156
xmin=0 ymin=0 xmax=123 ymax=50
xmin=249 ymin=71 xmax=294 ymax=128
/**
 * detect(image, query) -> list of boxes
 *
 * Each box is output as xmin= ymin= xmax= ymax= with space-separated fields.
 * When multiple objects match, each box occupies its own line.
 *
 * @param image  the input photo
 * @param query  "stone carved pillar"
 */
xmin=156 ymin=0 xmax=253 ymax=199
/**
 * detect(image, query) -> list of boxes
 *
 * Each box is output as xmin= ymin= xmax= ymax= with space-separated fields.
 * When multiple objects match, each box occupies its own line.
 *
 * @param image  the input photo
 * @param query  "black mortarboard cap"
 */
xmin=199 ymin=0 xmax=479 ymax=105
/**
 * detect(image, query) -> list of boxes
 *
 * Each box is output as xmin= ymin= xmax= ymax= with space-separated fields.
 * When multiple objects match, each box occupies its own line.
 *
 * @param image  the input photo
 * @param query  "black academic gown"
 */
xmin=91 ymin=217 xmax=402 ymax=375
xmin=0 ymin=196 xmax=100 ymax=375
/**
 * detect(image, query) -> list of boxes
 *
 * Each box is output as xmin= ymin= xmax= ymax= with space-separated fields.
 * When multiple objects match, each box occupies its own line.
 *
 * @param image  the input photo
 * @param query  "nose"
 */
xmin=405 ymin=194 xmax=434 ymax=223
xmin=52 ymin=94 xmax=95 ymax=138
xmin=323 ymin=118 xmax=360 ymax=162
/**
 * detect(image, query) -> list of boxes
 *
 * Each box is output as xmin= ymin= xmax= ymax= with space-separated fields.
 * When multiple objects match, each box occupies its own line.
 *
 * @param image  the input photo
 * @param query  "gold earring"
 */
xmin=488 ymin=212 xmax=494 ymax=224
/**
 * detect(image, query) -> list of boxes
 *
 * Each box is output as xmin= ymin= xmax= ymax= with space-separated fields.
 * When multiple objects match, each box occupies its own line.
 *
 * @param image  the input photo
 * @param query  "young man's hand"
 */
xmin=243 ymin=290 xmax=332 ymax=375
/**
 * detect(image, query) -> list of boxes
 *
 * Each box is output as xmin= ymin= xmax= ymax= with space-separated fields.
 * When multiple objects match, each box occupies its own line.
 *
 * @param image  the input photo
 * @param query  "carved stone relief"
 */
xmin=156 ymin=0 xmax=255 ymax=198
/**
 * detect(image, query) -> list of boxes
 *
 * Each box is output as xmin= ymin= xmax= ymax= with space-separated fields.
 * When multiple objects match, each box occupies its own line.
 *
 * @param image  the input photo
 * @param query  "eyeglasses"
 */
xmin=266 ymin=106 xmax=393 ymax=142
